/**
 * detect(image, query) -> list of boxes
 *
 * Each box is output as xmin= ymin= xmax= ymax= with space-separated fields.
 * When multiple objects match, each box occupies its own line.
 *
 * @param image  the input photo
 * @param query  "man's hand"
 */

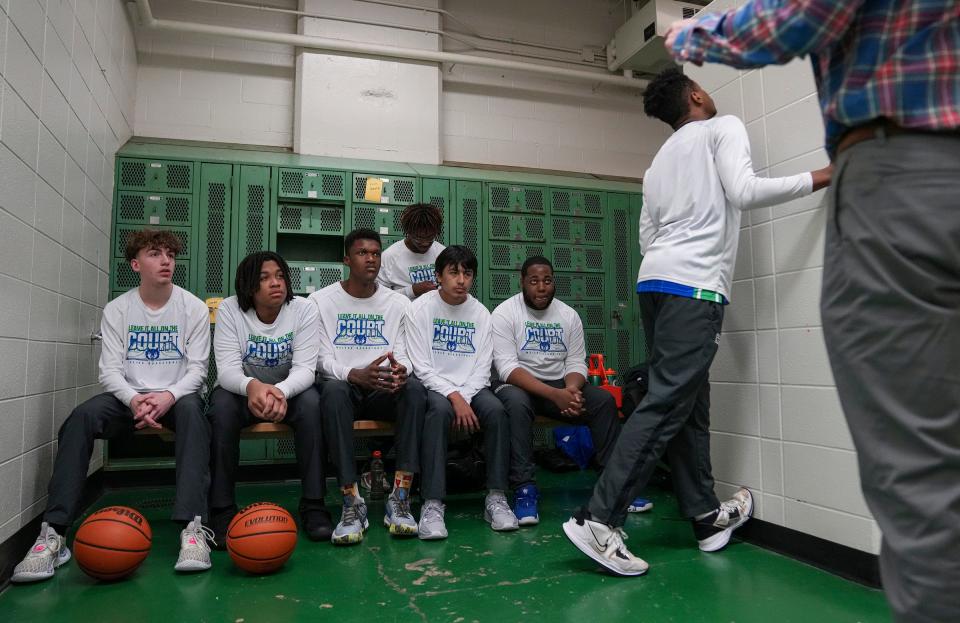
xmin=412 ymin=281 xmax=437 ymax=297
xmin=130 ymin=394 xmax=159 ymax=430
xmin=664 ymin=18 xmax=700 ymax=64
xmin=450 ymin=393 xmax=479 ymax=434
xmin=131 ymin=392 xmax=175 ymax=429
xmin=811 ymin=163 xmax=835 ymax=192
xmin=551 ymin=387 xmax=585 ymax=417
xmin=386 ymin=351 xmax=408 ymax=392
xmin=259 ymin=387 xmax=288 ymax=422
xmin=561 ymin=385 xmax=585 ymax=417
xmin=348 ymin=353 xmax=392 ymax=392
xmin=247 ymin=379 xmax=273 ymax=418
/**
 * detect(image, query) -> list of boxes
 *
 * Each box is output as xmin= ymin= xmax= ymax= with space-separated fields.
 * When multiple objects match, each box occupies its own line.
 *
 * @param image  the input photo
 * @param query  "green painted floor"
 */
xmin=2 ymin=472 xmax=891 ymax=623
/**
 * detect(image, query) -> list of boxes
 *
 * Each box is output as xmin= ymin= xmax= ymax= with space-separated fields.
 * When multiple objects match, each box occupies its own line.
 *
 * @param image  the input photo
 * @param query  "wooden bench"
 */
xmin=137 ymin=420 xmax=395 ymax=442
xmin=137 ymin=416 xmax=561 ymax=442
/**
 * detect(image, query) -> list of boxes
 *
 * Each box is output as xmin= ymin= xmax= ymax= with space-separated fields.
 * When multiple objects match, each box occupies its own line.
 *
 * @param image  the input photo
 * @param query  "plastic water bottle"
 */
xmin=369 ymin=450 xmax=385 ymax=500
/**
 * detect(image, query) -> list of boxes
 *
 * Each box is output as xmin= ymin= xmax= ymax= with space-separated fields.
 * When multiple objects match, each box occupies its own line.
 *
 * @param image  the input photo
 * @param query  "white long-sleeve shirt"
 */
xmin=98 ymin=286 xmax=209 ymax=406
xmin=639 ymin=115 xmax=813 ymax=300
xmin=406 ymin=290 xmax=492 ymax=402
xmin=377 ymin=240 xmax=445 ymax=299
xmin=213 ymin=296 xmax=319 ymax=399
xmin=491 ymin=293 xmax=588 ymax=383
xmin=309 ymin=283 xmax=412 ymax=381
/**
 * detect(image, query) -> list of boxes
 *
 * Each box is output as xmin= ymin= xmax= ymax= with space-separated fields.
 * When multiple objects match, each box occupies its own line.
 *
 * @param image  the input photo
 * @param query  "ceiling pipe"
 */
xmin=188 ymin=0 xmax=599 ymax=57
xmin=186 ymin=0 xmax=607 ymax=69
xmin=132 ymin=0 xmax=648 ymax=90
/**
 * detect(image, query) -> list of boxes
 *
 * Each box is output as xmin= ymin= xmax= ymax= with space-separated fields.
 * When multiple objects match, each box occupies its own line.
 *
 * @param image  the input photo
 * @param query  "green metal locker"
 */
xmin=487 ymin=184 xmax=547 ymax=214
xmin=115 ymin=191 xmax=192 ymax=227
xmin=630 ymin=193 xmax=647 ymax=362
xmin=550 ymin=189 xmax=605 ymax=218
xmin=421 ymin=178 xmax=451 ymax=245
xmin=232 ymin=165 xmax=273 ymax=292
xmin=195 ymin=163 xmax=233 ymax=301
xmin=352 ymin=173 xmax=418 ymax=206
xmin=117 ymin=158 xmax=193 ymax=193
xmin=278 ymin=168 xmax=345 ymax=201
xmin=608 ymin=193 xmax=641 ymax=372
xmin=455 ymin=181 xmax=483 ymax=300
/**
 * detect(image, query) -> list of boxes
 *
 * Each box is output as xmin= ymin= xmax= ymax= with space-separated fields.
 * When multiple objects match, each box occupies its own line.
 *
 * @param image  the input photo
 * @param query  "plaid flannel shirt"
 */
xmin=671 ymin=0 xmax=960 ymax=156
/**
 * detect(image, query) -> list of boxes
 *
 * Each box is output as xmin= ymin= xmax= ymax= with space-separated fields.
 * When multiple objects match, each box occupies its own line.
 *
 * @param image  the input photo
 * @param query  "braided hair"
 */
xmin=399 ymin=202 xmax=443 ymax=239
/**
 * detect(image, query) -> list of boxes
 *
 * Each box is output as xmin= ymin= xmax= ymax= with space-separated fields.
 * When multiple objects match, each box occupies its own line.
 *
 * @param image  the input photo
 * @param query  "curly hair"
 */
xmin=642 ymin=67 xmax=695 ymax=127
xmin=399 ymin=202 xmax=443 ymax=239
xmin=124 ymin=229 xmax=183 ymax=261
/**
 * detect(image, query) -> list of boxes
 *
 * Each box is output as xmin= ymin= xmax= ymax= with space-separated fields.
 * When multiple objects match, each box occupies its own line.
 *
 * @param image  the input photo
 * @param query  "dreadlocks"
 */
xmin=399 ymin=202 xmax=443 ymax=238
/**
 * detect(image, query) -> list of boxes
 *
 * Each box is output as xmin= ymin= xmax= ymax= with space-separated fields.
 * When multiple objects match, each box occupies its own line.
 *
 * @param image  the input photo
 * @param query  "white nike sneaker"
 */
xmin=693 ymin=487 xmax=753 ymax=552
xmin=12 ymin=522 xmax=71 ymax=583
xmin=175 ymin=516 xmax=215 ymax=572
xmin=562 ymin=511 xmax=648 ymax=577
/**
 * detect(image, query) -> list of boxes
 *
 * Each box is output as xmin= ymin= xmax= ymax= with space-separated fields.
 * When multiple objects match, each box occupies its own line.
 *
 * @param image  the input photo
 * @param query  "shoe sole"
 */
xmin=11 ymin=548 xmax=71 ymax=583
xmin=332 ymin=518 xmax=369 ymax=546
xmin=627 ymin=503 xmax=653 ymax=513
xmin=418 ymin=530 xmax=448 ymax=540
xmin=383 ymin=516 xmax=418 ymax=536
xmin=698 ymin=490 xmax=754 ymax=553
xmin=517 ymin=515 xmax=540 ymax=526
xmin=561 ymin=521 xmax=647 ymax=577
xmin=174 ymin=560 xmax=212 ymax=572
xmin=484 ymin=509 xmax=519 ymax=531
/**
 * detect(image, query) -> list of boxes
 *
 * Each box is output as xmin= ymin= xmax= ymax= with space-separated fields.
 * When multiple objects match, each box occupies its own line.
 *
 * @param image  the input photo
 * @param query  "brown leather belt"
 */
xmin=836 ymin=119 xmax=960 ymax=155
xmin=835 ymin=120 xmax=908 ymax=155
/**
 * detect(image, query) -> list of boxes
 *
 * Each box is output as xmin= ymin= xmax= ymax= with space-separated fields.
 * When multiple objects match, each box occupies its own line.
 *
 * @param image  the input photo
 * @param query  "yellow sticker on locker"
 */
xmin=364 ymin=178 xmax=384 ymax=202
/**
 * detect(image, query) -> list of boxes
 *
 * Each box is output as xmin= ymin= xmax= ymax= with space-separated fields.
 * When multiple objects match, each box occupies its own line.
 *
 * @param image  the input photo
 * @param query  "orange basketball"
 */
xmin=227 ymin=503 xmax=297 ymax=574
xmin=73 ymin=506 xmax=152 ymax=581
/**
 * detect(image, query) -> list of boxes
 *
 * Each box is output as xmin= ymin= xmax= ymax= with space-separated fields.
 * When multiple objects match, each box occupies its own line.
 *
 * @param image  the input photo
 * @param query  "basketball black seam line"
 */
xmin=74 ymin=539 xmax=152 ymax=553
xmin=79 ymin=517 xmax=152 ymax=542
xmin=226 ymin=546 xmax=294 ymax=563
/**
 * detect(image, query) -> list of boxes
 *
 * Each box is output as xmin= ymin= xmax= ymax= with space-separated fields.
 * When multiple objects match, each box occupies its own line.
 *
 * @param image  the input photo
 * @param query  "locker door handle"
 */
xmin=611 ymin=309 xmax=624 ymax=322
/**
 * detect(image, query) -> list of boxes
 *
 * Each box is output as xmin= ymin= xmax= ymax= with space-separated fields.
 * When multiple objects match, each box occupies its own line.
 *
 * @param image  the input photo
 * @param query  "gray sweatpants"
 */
xmin=45 ymin=392 xmax=210 ymax=526
xmin=315 ymin=376 xmax=427 ymax=487
xmin=822 ymin=131 xmax=960 ymax=623
xmin=421 ymin=388 xmax=510 ymax=500
xmin=588 ymin=292 xmax=723 ymax=528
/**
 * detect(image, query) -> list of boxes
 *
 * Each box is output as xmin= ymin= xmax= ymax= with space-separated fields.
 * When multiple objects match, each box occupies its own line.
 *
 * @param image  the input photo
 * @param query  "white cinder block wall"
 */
xmin=440 ymin=0 xmax=671 ymax=176
xmin=134 ymin=0 xmax=296 ymax=147
xmin=0 ymin=0 xmax=138 ymax=545
xmin=133 ymin=0 xmax=670 ymax=174
xmin=690 ymin=0 xmax=880 ymax=554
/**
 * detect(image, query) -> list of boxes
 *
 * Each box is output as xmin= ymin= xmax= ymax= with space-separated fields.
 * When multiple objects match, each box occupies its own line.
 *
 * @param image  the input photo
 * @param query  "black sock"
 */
xmin=49 ymin=523 xmax=68 ymax=535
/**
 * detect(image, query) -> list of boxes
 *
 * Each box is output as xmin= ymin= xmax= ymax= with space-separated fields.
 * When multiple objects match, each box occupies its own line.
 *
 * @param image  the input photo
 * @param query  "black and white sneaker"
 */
xmin=562 ymin=508 xmax=648 ymax=576
xmin=693 ymin=487 xmax=753 ymax=552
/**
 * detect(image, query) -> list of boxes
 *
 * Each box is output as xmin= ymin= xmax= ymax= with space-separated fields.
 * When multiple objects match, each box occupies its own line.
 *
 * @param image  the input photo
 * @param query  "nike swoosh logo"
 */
xmin=587 ymin=524 xmax=607 ymax=552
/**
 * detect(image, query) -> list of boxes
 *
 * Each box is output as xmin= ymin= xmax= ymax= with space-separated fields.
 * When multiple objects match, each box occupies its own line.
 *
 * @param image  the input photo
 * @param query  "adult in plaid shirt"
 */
xmin=666 ymin=3 xmax=960 ymax=622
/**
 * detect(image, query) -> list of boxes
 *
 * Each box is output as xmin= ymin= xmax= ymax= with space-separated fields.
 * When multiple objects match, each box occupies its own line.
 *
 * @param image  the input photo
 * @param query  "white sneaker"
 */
xmin=418 ymin=499 xmax=448 ymax=540
xmin=11 ymin=523 xmax=71 ymax=583
xmin=484 ymin=490 xmax=519 ymax=531
xmin=175 ymin=516 xmax=215 ymax=572
xmin=562 ymin=512 xmax=648 ymax=577
xmin=693 ymin=487 xmax=753 ymax=552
